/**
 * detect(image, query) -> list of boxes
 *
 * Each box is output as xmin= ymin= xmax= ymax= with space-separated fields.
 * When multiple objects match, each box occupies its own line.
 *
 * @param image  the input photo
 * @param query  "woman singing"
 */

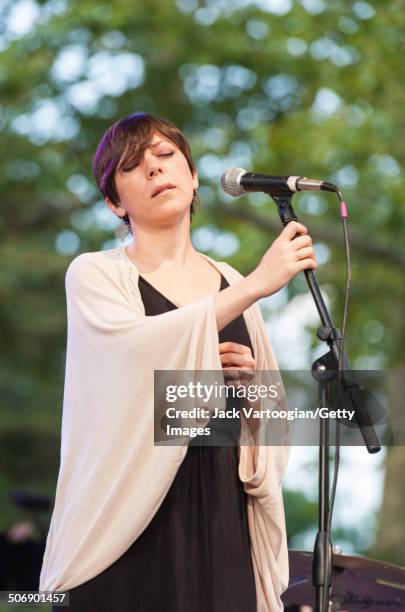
xmin=39 ymin=112 xmax=317 ymax=612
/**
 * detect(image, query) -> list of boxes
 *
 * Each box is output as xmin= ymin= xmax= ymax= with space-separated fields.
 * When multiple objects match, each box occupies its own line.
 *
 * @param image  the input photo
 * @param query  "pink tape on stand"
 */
xmin=340 ymin=201 xmax=348 ymax=218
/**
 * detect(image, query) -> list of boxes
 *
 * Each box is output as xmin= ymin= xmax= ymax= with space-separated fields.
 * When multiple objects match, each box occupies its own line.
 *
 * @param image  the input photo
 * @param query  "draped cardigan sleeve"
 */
xmin=39 ymin=248 xmax=290 ymax=612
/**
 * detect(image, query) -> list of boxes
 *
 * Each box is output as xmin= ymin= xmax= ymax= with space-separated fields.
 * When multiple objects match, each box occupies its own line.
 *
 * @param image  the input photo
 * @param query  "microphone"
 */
xmin=221 ymin=167 xmax=338 ymax=197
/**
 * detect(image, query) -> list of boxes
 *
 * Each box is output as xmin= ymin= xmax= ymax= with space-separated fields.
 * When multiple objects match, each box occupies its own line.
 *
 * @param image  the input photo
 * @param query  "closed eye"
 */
xmin=121 ymin=163 xmax=138 ymax=172
xmin=121 ymin=151 xmax=174 ymax=172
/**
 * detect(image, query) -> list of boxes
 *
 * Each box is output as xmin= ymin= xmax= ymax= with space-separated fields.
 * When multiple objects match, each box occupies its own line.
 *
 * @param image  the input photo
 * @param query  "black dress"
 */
xmin=63 ymin=273 xmax=257 ymax=612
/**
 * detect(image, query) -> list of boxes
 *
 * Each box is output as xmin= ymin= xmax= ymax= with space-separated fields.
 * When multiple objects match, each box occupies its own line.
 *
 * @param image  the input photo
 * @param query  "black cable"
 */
xmin=322 ymin=190 xmax=352 ymax=610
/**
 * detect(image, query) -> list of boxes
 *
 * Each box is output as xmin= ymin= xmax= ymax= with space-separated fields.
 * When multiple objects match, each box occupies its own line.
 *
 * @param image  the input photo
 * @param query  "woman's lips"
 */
xmin=152 ymin=184 xmax=176 ymax=197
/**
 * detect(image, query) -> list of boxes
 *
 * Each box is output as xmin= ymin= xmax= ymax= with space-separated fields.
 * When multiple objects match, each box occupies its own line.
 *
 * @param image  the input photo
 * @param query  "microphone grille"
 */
xmin=220 ymin=167 xmax=247 ymax=197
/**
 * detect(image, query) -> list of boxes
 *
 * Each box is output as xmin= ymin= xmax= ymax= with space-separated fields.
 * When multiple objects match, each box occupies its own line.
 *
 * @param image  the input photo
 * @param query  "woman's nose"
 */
xmin=144 ymin=153 xmax=162 ymax=178
xmin=147 ymin=165 xmax=161 ymax=178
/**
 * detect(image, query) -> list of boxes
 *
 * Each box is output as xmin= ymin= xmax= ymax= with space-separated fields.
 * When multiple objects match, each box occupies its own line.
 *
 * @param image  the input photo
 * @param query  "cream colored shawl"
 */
xmin=39 ymin=246 xmax=290 ymax=612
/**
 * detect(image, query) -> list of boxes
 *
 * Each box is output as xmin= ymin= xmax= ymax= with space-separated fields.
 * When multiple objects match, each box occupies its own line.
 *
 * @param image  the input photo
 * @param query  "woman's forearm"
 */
xmin=213 ymin=220 xmax=318 ymax=331
xmin=213 ymin=272 xmax=263 ymax=332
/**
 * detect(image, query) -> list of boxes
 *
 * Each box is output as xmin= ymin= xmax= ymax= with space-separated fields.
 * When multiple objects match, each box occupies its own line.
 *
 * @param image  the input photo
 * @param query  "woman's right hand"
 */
xmin=213 ymin=221 xmax=318 ymax=332
xmin=251 ymin=221 xmax=318 ymax=299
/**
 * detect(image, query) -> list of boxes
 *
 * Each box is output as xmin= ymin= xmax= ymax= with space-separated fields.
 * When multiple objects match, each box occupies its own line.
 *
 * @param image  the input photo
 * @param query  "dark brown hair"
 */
xmin=92 ymin=112 xmax=199 ymax=230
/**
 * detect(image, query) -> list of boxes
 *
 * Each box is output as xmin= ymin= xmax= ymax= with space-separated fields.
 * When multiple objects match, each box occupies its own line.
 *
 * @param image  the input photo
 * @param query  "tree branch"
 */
xmin=216 ymin=205 xmax=405 ymax=269
xmin=7 ymin=199 xmax=405 ymax=269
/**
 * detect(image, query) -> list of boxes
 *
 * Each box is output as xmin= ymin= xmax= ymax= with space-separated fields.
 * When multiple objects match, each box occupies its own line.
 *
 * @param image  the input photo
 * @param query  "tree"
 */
xmin=0 ymin=0 xmax=404 ymax=560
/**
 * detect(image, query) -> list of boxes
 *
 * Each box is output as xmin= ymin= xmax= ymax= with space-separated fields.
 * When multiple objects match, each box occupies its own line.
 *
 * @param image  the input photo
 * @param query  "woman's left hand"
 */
xmin=219 ymin=341 xmax=256 ymax=383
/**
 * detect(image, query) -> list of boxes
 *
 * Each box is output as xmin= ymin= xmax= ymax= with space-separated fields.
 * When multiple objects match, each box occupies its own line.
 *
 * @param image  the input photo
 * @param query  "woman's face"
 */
xmin=107 ymin=131 xmax=198 ymax=227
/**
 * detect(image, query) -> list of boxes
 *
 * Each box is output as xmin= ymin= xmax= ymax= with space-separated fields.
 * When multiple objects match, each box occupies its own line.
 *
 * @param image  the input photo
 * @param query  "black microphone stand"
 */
xmin=269 ymin=193 xmax=381 ymax=612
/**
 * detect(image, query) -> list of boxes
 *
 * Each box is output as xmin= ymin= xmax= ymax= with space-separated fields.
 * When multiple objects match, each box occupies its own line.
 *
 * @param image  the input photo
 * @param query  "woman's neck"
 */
xmin=125 ymin=220 xmax=200 ymax=273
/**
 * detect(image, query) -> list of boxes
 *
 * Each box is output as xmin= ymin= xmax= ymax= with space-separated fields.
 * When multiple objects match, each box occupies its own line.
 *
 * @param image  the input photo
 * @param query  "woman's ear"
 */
xmin=192 ymin=169 xmax=199 ymax=191
xmin=105 ymin=197 xmax=127 ymax=219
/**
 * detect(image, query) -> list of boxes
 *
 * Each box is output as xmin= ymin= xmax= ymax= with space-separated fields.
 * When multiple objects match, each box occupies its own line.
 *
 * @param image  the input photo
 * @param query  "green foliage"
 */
xmin=0 ymin=0 xmax=404 ymax=559
xmin=284 ymin=488 xmax=318 ymax=542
